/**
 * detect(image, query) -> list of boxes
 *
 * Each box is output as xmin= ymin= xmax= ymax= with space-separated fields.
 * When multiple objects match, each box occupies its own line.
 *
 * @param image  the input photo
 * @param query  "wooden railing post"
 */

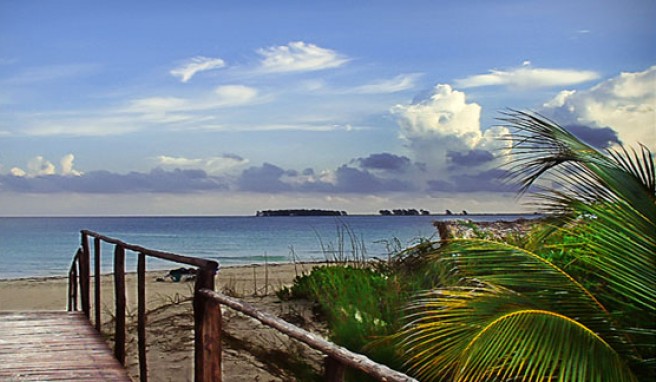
xmin=324 ymin=356 xmax=346 ymax=382
xmin=72 ymin=231 xmax=231 ymax=382
xmin=193 ymin=264 xmax=220 ymax=382
xmin=68 ymin=250 xmax=80 ymax=312
xmin=94 ymin=237 xmax=102 ymax=331
xmin=137 ymin=252 xmax=148 ymax=382
xmin=114 ymin=244 xmax=126 ymax=365
xmin=79 ymin=234 xmax=91 ymax=318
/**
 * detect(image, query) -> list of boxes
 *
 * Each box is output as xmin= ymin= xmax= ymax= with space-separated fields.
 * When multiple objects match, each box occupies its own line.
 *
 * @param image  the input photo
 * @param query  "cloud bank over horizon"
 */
xmin=1 ymin=65 xmax=653 ymax=207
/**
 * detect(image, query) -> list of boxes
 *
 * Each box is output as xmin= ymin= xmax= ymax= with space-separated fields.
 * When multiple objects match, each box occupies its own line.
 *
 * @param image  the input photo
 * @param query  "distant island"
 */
xmin=256 ymin=209 xmax=348 ymax=217
xmin=379 ymin=209 xmax=431 ymax=216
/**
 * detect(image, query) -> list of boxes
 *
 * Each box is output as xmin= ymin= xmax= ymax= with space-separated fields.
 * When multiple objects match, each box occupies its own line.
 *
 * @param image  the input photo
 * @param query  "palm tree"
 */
xmin=398 ymin=111 xmax=655 ymax=381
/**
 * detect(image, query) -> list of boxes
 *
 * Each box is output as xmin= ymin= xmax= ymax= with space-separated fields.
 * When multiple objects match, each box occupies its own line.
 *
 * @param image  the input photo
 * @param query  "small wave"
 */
xmin=209 ymin=255 xmax=290 ymax=263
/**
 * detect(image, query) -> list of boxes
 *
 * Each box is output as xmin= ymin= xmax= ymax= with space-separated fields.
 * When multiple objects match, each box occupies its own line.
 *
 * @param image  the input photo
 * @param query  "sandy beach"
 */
xmin=0 ymin=262 xmax=327 ymax=381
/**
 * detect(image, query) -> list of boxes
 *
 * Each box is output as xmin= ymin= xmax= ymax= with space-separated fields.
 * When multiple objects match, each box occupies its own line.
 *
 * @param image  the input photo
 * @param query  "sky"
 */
xmin=1 ymin=0 xmax=654 ymax=216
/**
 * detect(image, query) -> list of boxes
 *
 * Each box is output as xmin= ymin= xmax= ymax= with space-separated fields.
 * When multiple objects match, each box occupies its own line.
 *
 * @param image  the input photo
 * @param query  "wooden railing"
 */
xmin=68 ymin=231 xmax=417 ymax=382
xmin=68 ymin=230 xmax=220 ymax=382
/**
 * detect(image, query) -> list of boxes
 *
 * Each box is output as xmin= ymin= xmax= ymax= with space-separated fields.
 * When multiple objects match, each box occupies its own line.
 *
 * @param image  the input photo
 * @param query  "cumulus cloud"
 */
xmin=170 ymin=56 xmax=226 ymax=83
xmin=60 ymin=153 xmax=82 ymax=176
xmin=541 ymin=65 xmax=656 ymax=147
xmin=456 ymin=62 xmax=599 ymax=89
xmin=155 ymin=154 xmax=249 ymax=174
xmin=8 ymin=154 xmax=82 ymax=178
xmin=27 ymin=156 xmax=56 ymax=176
xmin=10 ymin=167 xmax=26 ymax=177
xmin=393 ymin=84 xmax=482 ymax=143
xmin=352 ymin=73 xmax=422 ymax=94
xmin=257 ymin=41 xmax=349 ymax=73
xmin=391 ymin=84 xmax=509 ymax=174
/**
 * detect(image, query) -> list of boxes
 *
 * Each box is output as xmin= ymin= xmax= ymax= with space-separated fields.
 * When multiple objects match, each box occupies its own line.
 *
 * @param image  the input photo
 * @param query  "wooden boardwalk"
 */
xmin=0 ymin=311 xmax=131 ymax=381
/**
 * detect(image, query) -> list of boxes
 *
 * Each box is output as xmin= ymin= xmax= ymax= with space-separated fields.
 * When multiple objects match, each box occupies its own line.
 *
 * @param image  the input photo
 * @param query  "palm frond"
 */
xmin=499 ymin=110 xmax=656 ymax=311
xmin=455 ymin=309 xmax=637 ymax=382
xmin=398 ymin=110 xmax=655 ymax=380
xmin=401 ymin=285 xmax=637 ymax=381
xmin=435 ymin=239 xmax=636 ymax=355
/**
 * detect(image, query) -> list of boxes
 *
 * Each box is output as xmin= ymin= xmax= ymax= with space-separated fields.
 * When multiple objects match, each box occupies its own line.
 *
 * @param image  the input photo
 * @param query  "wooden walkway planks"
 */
xmin=0 ymin=311 xmax=131 ymax=381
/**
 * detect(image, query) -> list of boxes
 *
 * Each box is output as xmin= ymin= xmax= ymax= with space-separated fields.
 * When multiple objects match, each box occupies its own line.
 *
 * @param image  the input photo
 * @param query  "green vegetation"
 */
xmin=278 ymin=239 xmax=445 ymax=381
xmin=399 ymin=111 xmax=655 ymax=381
xmin=281 ymin=111 xmax=655 ymax=381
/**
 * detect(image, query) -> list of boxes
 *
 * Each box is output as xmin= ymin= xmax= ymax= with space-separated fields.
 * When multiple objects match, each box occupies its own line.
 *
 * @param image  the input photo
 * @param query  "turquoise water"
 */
xmin=0 ymin=215 xmax=534 ymax=279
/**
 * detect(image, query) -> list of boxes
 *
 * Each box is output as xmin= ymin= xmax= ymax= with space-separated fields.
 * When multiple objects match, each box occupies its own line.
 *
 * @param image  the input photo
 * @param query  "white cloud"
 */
xmin=393 ymin=84 xmax=483 ymax=144
xmin=27 ymin=156 xmax=56 ymax=176
xmin=542 ymin=65 xmax=656 ymax=147
xmin=8 ymin=154 xmax=82 ymax=177
xmin=257 ymin=41 xmax=349 ymax=73
xmin=156 ymin=154 xmax=249 ymax=174
xmin=60 ymin=153 xmax=82 ymax=176
xmin=391 ymin=84 xmax=510 ymax=173
xmin=17 ymin=84 xmax=261 ymax=137
xmin=129 ymin=97 xmax=189 ymax=112
xmin=170 ymin=56 xmax=226 ymax=83
xmin=353 ymin=73 xmax=422 ymax=94
xmin=456 ymin=63 xmax=600 ymax=89
xmin=10 ymin=167 xmax=26 ymax=177
xmin=212 ymin=85 xmax=259 ymax=107
xmin=129 ymin=85 xmax=258 ymax=114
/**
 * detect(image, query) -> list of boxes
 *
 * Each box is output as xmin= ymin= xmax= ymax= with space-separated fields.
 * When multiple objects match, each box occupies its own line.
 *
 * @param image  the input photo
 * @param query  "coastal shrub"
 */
xmin=280 ymin=265 xmax=408 ymax=380
xmin=314 ymin=222 xmax=369 ymax=267
xmin=280 ymin=243 xmax=450 ymax=381
xmin=397 ymin=111 xmax=655 ymax=381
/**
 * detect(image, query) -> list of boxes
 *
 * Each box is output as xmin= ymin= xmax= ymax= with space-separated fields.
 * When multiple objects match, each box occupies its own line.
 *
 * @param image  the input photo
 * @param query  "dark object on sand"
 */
xmin=157 ymin=267 xmax=197 ymax=282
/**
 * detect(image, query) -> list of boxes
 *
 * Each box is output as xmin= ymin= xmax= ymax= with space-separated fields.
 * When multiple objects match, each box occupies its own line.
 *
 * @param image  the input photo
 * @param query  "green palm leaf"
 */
xmin=401 ymin=285 xmax=636 ymax=381
xmin=398 ymin=110 xmax=655 ymax=380
xmin=455 ymin=309 xmax=636 ymax=382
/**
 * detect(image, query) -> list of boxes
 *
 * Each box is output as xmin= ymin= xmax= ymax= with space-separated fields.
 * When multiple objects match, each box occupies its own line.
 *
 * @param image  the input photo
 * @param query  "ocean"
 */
xmin=0 ymin=214 xmax=534 ymax=279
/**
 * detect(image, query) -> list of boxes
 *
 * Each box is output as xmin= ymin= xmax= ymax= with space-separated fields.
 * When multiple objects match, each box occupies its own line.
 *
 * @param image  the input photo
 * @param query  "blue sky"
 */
xmin=1 ymin=0 xmax=654 ymax=216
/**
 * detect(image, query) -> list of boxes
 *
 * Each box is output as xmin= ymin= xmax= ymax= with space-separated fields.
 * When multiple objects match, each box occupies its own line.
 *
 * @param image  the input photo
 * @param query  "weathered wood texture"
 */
xmin=137 ymin=252 xmax=148 ymax=382
xmin=73 ymin=230 xmax=414 ymax=382
xmin=94 ymin=236 xmax=102 ymax=331
xmin=114 ymin=245 xmax=126 ymax=366
xmin=77 ymin=230 xmax=219 ymax=382
xmin=194 ymin=266 xmax=221 ymax=382
xmin=0 ymin=311 xmax=131 ymax=381
xmin=199 ymin=289 xmax=419 ymax=382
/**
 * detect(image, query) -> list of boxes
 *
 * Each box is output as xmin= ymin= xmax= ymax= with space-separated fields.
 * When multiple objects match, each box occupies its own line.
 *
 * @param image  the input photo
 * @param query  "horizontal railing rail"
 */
xmin=68 ymin=230 xmax=220 ymax=382
xmin=68 ymin=230 xmax=417 ymax=382
xmin=198 ymin=289 xmax=418 ymax=382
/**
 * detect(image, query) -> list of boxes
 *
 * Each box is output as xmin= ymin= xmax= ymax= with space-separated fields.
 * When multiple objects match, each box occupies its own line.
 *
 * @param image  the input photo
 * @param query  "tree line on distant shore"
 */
xmin=379 ymin=209 xmax=431 ymax=216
